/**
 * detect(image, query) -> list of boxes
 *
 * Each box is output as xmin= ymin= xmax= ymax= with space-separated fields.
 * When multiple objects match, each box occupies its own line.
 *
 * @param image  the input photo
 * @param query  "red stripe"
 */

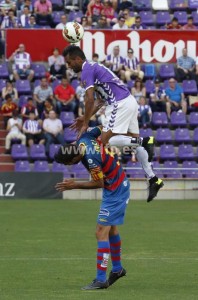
xmin=98 ymin=248 xmax=110 ymax=253
xmin=105 ymin=164 xmax=120 ymax=179
xmin=101 ymin=146 xmax=106 ymax=162
xmin=102 ymin=156 xmax=114 ymax=173
xmin=97 ymin=263 xmax=107 ymax=271
xmin=110 ymin=241 xmax=121 ymax=248
xmin=105 ymin=172 xmax=126 ymax=191
xmin=97 ymin=255 xmax=103 ymax=260
xmin=110 ymin=249 xmax=120 ymax=254
xmin=111 ymin=256 xmax=121 ymax=261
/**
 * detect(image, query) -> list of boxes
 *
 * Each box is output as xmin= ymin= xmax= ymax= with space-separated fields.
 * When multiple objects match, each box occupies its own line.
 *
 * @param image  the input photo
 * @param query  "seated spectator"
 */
xmin=8 ymin=43 xmax=34 ymax=81
xmin=1 ymin=94 xmax=18 ymax=128
xmin=138 ymin=96 xmax=152 ymax=128
xmin=23 ymin=112 xmax=45 ymax=147
xmin=117 ymin=0 xmax=132 ymax=13
xmin=24 ymin=14 xmax=40 ymax=28
xmin=86 ymin=0 xmax=104 ymax=25
xmin=94 ymin=15 xmax=111 ymax=29
xmin=122 ymin=8 xmax=135 ymax=28
xmin=176 ymin=48 xmax=196 ymax=82
xmin=101 ymin=0 xmax=117 ymax=25
xmin=112 ymin=15 xmax=128 ymax=29
xmin=41 ymin=97 xmax=55 ymax=119
xmin=21 ymin=97 xmax=38 ymax=121
xmin=165 ymin=78 xmax=187 ymax=118
xmin=43 ymin=110 xmax=65 ymax=154
xmin=2 ymin=80 xmax=18 ymax=104
xmin=92 ymin=53 xmax=99 ymax=62
xmin=1 ymin=9 xmax=20 ymax=38
xmin=149 ymin=78 xmax=166 ymax=112
xmin=66 ymin=68 xmax=79 ymax=83
xmin=33 ymin=77 xmax=54 ymax=118
xmin=166 ymin=17 xmax=182 ymax=30
xmin=54 ymin=77 xmax=76 ymax=114
xmin=20 ymin=0 xmax=33 ymax=12
xmin=131 ymin=15 xmax=147 ymax=30
xmin=55 ymin=14 xmax=67 ymax=30
xmin=121 ymin=48 xmax=144 ymax=82
xmin=5 ymin=110 xmax=26 ymax=154
xmin=76 ymin=83 xmax=85 ymax=116
xmin=0 ymin=0 xmax=16 ymax=15
xmin=34 ymin=0 xmax=53 ymax=27
xmin=48 ymin=48 xmax=66 ymax=80
xmin=131 ymin=79 xmax=146 ymax=103
xmin=19 ymin=5 xmax=31 ymax=27
xmin=182 ymin=16 xmax=197 ymax=30
xmin=81 ymin=16 xmax=92 ymax=29
xmin=105 ymin=45 xmax=124 ymax=77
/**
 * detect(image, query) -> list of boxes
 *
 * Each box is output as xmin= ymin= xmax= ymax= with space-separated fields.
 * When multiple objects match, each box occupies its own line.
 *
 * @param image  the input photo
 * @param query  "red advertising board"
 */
xmin=6 ymin=29 xmax=198 ymax=63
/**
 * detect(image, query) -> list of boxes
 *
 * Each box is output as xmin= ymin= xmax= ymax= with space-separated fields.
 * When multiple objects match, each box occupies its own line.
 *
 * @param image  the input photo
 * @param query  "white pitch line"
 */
xmin=0 ymin=257 xmax=198 ymax=261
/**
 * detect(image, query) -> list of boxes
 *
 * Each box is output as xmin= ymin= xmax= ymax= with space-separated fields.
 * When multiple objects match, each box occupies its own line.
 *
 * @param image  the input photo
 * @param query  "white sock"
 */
xmin=109 ymin=135 xmax=142 ymax=148
xmin=136 ymin=146 xmax=155 ymax=179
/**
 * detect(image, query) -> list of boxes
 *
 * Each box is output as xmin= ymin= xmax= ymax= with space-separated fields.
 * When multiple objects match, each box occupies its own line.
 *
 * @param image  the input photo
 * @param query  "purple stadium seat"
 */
xmin=0 ymin=79 xmax=7 ymax=90
xmin=126 ymin=80 xmax=135 ymax=90
xmin=71 ymin=163 xmax=90 ymax=179
xmin=174 ymin=128 xmax=191 ymax=144
xmin=70 ymin=79 xmax=80 ymax=90
xmin=170 ymin=0 xmax=187 ymax=10
xmin=30 ymin=144 xmax=47 ymax=160
xmin=51 ymin=0 xmax=64 ymax=10
xmin=159 ymin=144 xmax=176 ymax=161
xmin=191 ymin=11 xmax=198 ymax=24
xmin=0 ymin=63 xmax=9 ymax=79
xmin=52 ymin=161 xmax=71 ymax=178
xmin=174 ymin=11 xmax=188 ymax=24
xmin=142 ymin=64 xmax=156 ymax=79
xmin=135 ymin=0 xmax=151 ymax=10
xmin=139 ymin=11 xmax=154 ymax=25
xmin=52 ymin=11 xmax=65 ymax=25
xmin=33 ymin=79 xmax=41 ymax=89
xmin=139 ymin=128 xmax=153 ymax=137
xmin=145 ymin=80 xmax=155 ymax=94
xmin=18 ymin=95 xmax=30 ymax=108
xmin=51 ymin=79 xmax=61 ymax=91
xmin=126 ymin=168 xmax=145 ymax=178
xmin=49 ymin=144 xmax=61 ymax=160
xmin=11 ymin=144 xmax=28 ymax=160
xmin=15 ymin=160 xmax=30 ymax=172
xmin=60 ymin=111 xmax=75 ymax=127
xmin=170 ymin=111 xmax=187 ymax=127
xmin=33 ymin=160 xmax=49 ymax=172
xmin=164 ymin=160 xmax=178 ymax=168
xmin=15 ymin=80 xmax=31 ymax=95
xmin=182 ymin=160 xmax=197 ymax=177
xmin=162 ymin=79 xmax=170 ymax=90
xmin=152 ymin=112 xmax=168 ymax=127
xmin=182 ymin=80 xmax=198 ymax=95
xmin=64 ymin=128 xmax=77 ymax=143
xmin=189 ymin=112 xmax=198 ymax=127
xmin=31 ymin=64 xmax=46 ymax=79
xmin=165 ymin=169 xmax=182 ymax=178
xmin=155 ymin=128 xmax=172 ymax=144
xmin=126 ymin=161 xmax=141 ymax=168
xmin=193 ymin=127 xmax=198 ymax=144
xmin=159 ymin=64 xmax=175 ymax=79
xmin=178 ymin=144 xmax=195 ymax=161
xmin=163 ymin=161 xmax=180 ymax=178
xmin=189 ymin=0 xmax=198 ymax=9
xmin=68 ymin=11 xmax=83 ymax=22
xmin=156 ymin=11 xmax=171 ymax=26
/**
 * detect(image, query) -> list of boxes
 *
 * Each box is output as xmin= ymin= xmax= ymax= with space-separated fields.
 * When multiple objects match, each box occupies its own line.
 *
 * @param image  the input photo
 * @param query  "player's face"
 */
xmin=65 ymin=55 xmax=82 ymax=73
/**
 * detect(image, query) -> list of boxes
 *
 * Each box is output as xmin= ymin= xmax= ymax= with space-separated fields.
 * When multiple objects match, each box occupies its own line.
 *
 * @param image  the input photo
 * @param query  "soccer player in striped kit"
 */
xmin=55 ymin=126 xmax=129 ymax=290
xmin=63 ymin=45 xmax=163 ymax=201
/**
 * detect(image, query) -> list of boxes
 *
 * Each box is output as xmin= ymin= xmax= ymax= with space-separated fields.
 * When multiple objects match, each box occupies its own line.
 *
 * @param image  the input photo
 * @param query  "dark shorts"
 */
xmin=26 ymin=133 xmax=45 ymax=143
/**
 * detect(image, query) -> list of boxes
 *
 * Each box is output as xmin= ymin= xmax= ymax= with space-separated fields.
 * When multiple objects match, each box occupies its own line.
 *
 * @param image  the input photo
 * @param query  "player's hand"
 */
xmin=69 ymin=116 xmax=85 ymax=132
xmin=55 ymin=179 xmax=76 ymax=191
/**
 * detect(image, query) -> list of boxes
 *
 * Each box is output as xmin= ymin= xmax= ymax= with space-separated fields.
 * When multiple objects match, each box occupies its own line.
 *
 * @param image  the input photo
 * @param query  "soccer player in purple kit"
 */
xmin=55 ymin=126 xmax=129 ymax=290
xmin=62 ymin=45 xmax=163 ymax=201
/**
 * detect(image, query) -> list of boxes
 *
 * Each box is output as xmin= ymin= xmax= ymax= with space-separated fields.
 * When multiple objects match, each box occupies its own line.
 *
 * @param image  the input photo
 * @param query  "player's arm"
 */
xmin=55 ymin=178 xmax=104 ymax=192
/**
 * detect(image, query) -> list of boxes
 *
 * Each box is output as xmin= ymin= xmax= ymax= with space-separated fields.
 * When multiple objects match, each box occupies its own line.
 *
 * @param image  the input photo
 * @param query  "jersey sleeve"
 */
xmin=87 ymin=126 xmax=102 ymax=139
xmin=81 ymin=64 xmax=95 ymax=91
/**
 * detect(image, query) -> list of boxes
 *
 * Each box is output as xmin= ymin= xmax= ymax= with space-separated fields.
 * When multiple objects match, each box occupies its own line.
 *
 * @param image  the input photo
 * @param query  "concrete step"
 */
xmin=0 ymin=121 xmax=4 ymax=130
xmin=0 ymin=163 xmax=15 ymax=172
xmin=0 ymin=130 xmax=7 ymax=138
xmin=0 ymin=146 xmax=5 ymax=154
xmin=0 ymin=139 xmax=5 ymax=146
xmin=0 ymin=155 xmax=13 ymax=163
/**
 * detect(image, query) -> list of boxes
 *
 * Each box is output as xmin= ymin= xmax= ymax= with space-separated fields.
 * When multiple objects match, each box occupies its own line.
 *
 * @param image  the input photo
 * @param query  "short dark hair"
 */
xmin=172 ymin=17 xmax=178 ymax=22
xmin=54 ymin=144 xmax=81 ymax=165
xmin=5 ymin=94 xmax=12 ymax=100
xmin=93 ymin=53 xmax=99 ymax=58
xmin=62 ymin=45 xmax=86 ymax=60
xmin=188 ymin=16 xmax=193 ymax=20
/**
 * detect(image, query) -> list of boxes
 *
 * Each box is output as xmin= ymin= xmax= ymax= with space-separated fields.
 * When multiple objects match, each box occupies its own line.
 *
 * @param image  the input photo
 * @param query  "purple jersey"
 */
xmin=81 ymin=61 xmax=130 ymax=104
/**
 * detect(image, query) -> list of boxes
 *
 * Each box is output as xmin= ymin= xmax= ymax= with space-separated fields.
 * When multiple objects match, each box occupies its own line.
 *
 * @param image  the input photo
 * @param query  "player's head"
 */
xmin=62 ymin=45 xmax=86 ymax=73
xmin=54 ymin=144 xmax=83 ymax=165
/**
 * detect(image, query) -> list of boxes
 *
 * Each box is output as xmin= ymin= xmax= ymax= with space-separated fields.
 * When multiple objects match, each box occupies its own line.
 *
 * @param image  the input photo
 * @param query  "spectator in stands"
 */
xmin=5 ymin=110 xmax=26 ymax=154
xmin=20 ymin=0 xmax=33 ymax=12
xmin=76 ymin=82 xmax=85 ymax=117
xmin=24 ymin=14 xmax=40 ymax=28
xmin=41 ymin=97 xmax=55 ymax=119
xmin=131 ymin=79 xmax=146 ymax=103
xmin=81 ymin=16 xmax=91 ymax=29
xmin=1 ymin=9 xmax=20 ymax=37
xmin=112 ymin=15 xmax=128 ymax=29
xmin=122 ymin=8 xmax=135 ymax=28
xmin=92 ymin=53 xmax=99 ymax=62
xmin=66 ymin=68 xmax=79 ymax=83
xmin=117 ymin=0 xmax=132 ymax=13
xmin=149 ymin=78 xmax=166 ymax=112
xmin=23 ymin=112 xmax=45 ymax=146
xmin=0 ymin=0 xmax=16 ymax=15
xmin=101 ymin=0 xmax=117 ymax=25
xmin=176 ymin=48 xmax=196 ymax=82
xmin=33 ymin=77 xmax=54 ymax=118
xmin=121 ymin=48 xmax=144 ymax=82
xmin=182 ymin=16 xmax=197 ymax=30
xmin=131 ymin=15 xmax=147 ymax=30
xmin=21 ymin=97 xmax=38 ymax=121
xmin=95 ymin=15 xmax=111 ymax=29
xmin=55 ymin=14 xmax=67 ymax=30
xmin=54 ymin=77 xmax=76 ymax=114
xmin=1 ymin=94 xmax=18 ymax=128
xmin=34 ymin=0 xmax=54 ymax=27
xmin=2 ymin=80 xmax=18 ymax=104
xmin=86 ymin=0 xmax=104 ymax=25
xmin=19 ymin=5 xmax=31 ymax=27
xmin=165 ymin=78 xmax=187 ymax=118
xmin=43 ymin=110 xmax=65 ymax=154
xmin=48 ymin=48 xmax=66 ymax=80
xmin=166 ymin=17 xmax=182 ymax=30
xmin=0 ymin=36 xmax=5 ymax=59
xmin=105 ymin=45 xmax=124 ymax=77
xmin=138 ymin=96 xmax=152 ymax=128
xmin=8 ymin=43 xmax=34 ymax=81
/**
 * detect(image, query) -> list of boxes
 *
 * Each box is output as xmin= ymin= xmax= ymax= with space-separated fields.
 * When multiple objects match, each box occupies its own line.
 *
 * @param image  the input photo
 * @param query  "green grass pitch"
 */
xmin=0 ymin=199 xmax=198 ymax=300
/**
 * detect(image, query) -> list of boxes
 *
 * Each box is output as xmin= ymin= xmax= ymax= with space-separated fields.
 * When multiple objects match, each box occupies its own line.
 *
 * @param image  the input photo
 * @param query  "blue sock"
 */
xmin=109 ymin=234 xmax=122 ymax=273
xmin=96 ymin=240 xmax=110 ymax=282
